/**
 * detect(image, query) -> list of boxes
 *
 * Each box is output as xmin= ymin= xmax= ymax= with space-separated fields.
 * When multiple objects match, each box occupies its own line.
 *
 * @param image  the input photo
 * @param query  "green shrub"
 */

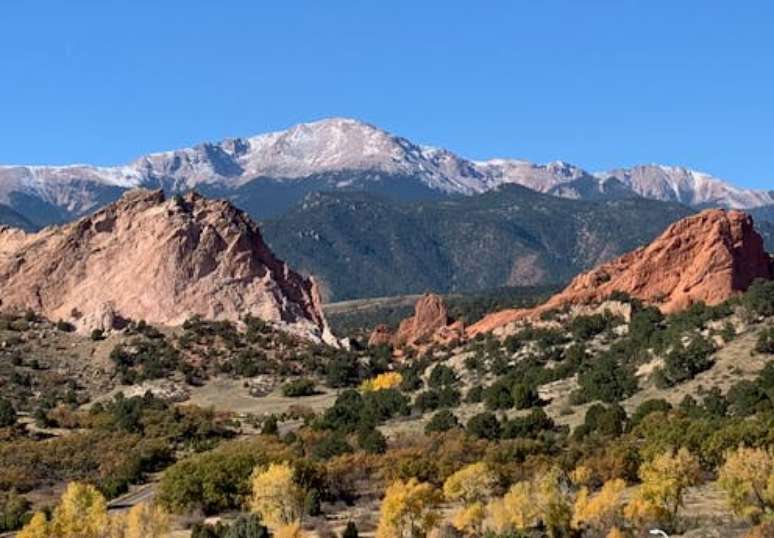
xmin=157 ymin=438 xmax=292 ymax=514
xmin=281 ymin=378 xmax=317 ymax=397
xmin=312 ymin=433 xmax=353 ymax=460
xmin=342 ymin=521 xmax=359 ymax=538
xmin=56 ymin=319 xmax=75 ymax=332
xmin=570 ymin=313 xmax=618 ymax=341
xmin=511 ymin=383 xmax=541 ymax=409
xmin=577 ymin=353 xmax=638 ymax=403
xmin=305 ymin=488 xmax=322 ymax=516
xmin=357 ymin=428 xmax=387 ymax=454
xmin=755 ymin=327 xmax=774 ymax=354
xmin=656 ymin=335 xmax=715 ymax=387
xmin=90 ymin=328 xmax=105 ymax=341
xmin=630 ymin=399 xmax=672 ymax=427
xmin=502 ymin=408 xmax=555 ymax=439
xmin=743 ymin=279 xmax=774 ymax=317
xmin=466 ymin=385 xmax=484 ymax=404
xmin=0 ymin=398 xmax=16 ymax=428
xmin=0 ymin=491 xmax=30 ymax=532
xmin=428 ymin=364 xmax=458 ymax=388
xmin=483 ymin=380 xmax=514 ymax=410
xmin=425 ymin=410 xmax=459 ymax=434
xmin=466 ymin=412 xmax=501 ymax=440
xmin=575 ymin=403 xmax=627 ymax=438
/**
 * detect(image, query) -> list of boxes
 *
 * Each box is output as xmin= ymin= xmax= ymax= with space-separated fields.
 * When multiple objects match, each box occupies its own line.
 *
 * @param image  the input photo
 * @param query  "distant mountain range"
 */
xmin=1 ymin=118 xmax=773 ymax=229
xmin=260 ymin=186 xmax=696 ymax=301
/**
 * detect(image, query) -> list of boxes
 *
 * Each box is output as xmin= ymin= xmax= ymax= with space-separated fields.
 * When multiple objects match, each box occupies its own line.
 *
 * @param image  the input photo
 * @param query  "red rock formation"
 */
xmin=393 ymin=293 xmax=450 ymax=347
xmin=368 ymin=324 xmax=394 ymax=347
xmin=0 ymin=189 xmax=335 ymax=344
xmin=368 ymin=293 xmax=465 ymax=349
xmin=468 ymin=209 xmax=773 ymax=336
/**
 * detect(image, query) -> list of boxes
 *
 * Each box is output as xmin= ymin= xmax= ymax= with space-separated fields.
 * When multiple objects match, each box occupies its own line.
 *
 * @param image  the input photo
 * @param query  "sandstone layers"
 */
xmin=469 ymin=209 xmax=773 ymax=335
xmin=0 ymin=189 xmax=335 ymax=344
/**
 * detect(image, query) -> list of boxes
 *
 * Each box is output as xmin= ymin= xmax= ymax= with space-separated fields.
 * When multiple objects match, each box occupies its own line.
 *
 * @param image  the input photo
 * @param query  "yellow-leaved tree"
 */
xmin=624 ymin=448 xmax=701 ymax=530
xmin=124 ymin=501 xmax=170 ymax=538
xmin=487 ymin=481 xmax=539 ymax=533
xmin=486 ymin=468 xmax=572 ymax=537
xmin=537 ymin=467 xmax=574 ymax=537
xmin=49 ymin=482 xmax=109 ymax=538
xmin=360 ymin=372 xmax=403 ymax=392
xmin=250 ymin=462 xmax=305 ymax=529
xmin=376 ymin=478 xmax=442 ymax=538
xmin=443 ymin=462 xmax=497 ymax=535
xmin=275 ymin=521 xmax=306 ymax=538
xmin=17 ymin=512 xmax=48 ymax=538
xmin=717 ymin=446 xmax=774 ymax=523
xmin=606 ymin=527 xmax=626 ymax=538
xmin=572 ymin=478 xmax=626 ymax=535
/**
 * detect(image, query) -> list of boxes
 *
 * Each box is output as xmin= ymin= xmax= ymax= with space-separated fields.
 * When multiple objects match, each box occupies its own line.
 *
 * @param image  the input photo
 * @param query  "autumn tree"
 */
xmin=125 ymin=501 xmax=170 ymax=538
xmin=250 ymin=463 xmax=305 ymax=529
xmin=376 ymin=478 xmax=442 ymax=538
xmin=573 ymin=478 xmax=626 ymax=535
xmin=49 ymin=482 xmax=109 ymax=538
xmin=17 ymin=512 xmax=48 ymax=538
xmin=487 ymin=481 xmax=539 ymax=533
xmin=361 ymin=372 xmax=403 ymax=392
xmin=274 ymin=521 xmax=305 ymax=538
xmin=718 ymin=446 xmax=774 ymax=523
xmin=624 ymin=448 xmax=701 ymax=531
xmin=537 ymin=468 xmax=574 ymax=537
xmin=443 ymin=462 xmax=497 ymax=535
xmin=486 ymin=468 xmax=572 ymax=537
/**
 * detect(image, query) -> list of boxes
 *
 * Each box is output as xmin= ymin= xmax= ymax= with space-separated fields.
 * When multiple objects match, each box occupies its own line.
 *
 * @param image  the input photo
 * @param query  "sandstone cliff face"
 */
xmin=369 ymin=293 xmax=464 ymax=348
xmin=0 ymin=189 xmax=335 ymax=344
xmin=469 ymin=209 xmax=773 ymax=335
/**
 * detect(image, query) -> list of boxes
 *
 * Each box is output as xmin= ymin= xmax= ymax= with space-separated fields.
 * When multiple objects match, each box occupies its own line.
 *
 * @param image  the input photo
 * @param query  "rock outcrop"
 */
xmin=469 ymin=209 xmax=773 ymax=335
xmin=0 ymin=189 xmax=335 ymax=344
xmin=369 ymin=293 xmax=464 ymax=348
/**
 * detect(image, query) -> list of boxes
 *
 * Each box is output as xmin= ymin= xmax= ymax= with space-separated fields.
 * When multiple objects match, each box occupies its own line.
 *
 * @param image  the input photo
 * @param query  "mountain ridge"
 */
xmin=1 ymin=118 xmax=772 ymax=228
xmin=260 ymin=185 xmax=696 ymax=301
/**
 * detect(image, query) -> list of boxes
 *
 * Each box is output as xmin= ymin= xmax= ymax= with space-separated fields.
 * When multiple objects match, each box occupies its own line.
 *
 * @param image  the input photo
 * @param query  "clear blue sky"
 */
xmin=1 ymin=1 xmax=772 ymax=189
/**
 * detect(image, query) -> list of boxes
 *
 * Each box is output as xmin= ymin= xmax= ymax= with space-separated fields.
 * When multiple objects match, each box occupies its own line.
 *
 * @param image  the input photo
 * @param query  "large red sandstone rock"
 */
xmin=468 ymin=209 xmax=773 ymax=336
xmin=369 ymin=293 xmax=464 ymax=349
xmin=394 ymin=293 xmax=450 ymax=347
xmin=0 ymin=189 xmax=335 ymax=344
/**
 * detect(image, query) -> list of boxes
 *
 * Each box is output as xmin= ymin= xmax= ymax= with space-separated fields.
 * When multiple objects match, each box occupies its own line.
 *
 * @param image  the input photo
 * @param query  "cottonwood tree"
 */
xmin=443 ymin=462 xmax=497 ymax=535
xmin=17 ymin=512 xmax=48 ymax=538
xmin=250 ymin=463 xmax=305 ymax=529
xmin=487 ymin=468 xmax=572 ymax=537
xmin=718 ymin=446 xmax=774 ymax=523
xmin=572 ymin=478 xmax=627 ymax=536
xmin=375 ymin=478 xmax=442 ymax=538
xmin=624 ymin=448 xmax=701 ymax=531
xmin=125 ymin=501 xmax=170 ymax=538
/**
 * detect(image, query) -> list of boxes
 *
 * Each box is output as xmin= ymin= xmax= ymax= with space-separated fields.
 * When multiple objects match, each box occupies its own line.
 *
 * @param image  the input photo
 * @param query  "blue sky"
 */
xmin=0 ymin=1 xmax=772 ymax=189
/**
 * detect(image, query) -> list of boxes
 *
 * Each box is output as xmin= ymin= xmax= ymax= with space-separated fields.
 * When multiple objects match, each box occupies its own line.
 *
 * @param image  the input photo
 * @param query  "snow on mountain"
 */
xmin=598 ymin=165 xmax=774 ymax=209
xmin=0 ymin=118 xmax=771 ymax=227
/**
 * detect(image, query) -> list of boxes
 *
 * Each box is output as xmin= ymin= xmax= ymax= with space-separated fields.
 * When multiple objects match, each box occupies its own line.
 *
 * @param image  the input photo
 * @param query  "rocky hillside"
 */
xmin=260 ymin=185 xmax=695 ymax=301
xmin=470 ymin=209 xmax=774 ymax=335
xmin=1 ymin=118 xmax=773 ymax=228
xmin=0 ymin=190 xmax=334 ymax=343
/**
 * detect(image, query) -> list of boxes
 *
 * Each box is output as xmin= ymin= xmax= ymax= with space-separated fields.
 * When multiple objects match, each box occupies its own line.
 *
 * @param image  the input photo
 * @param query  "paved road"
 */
xmin=107 ymin=483 xmax=156 ymax=512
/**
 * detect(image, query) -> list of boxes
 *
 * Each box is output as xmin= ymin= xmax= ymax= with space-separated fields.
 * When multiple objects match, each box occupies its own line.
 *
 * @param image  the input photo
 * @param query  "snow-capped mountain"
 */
xmin=0 ymin=117 xmax=772 ymax=228
xmin=599 ymin=165 xmax=774 ymax=209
